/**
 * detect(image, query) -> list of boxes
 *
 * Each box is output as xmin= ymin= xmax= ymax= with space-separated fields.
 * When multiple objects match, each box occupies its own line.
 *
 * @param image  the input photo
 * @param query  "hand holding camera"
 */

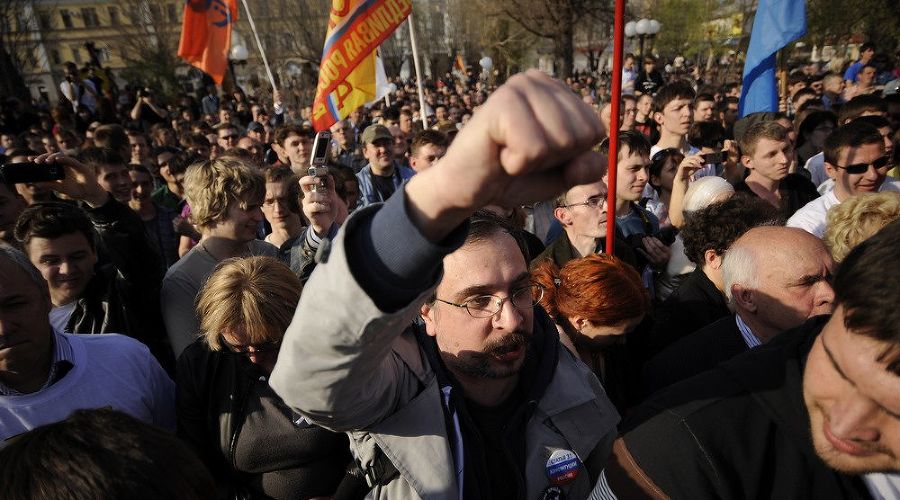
xmin=34 ymin=152 xmax=108 ymax=207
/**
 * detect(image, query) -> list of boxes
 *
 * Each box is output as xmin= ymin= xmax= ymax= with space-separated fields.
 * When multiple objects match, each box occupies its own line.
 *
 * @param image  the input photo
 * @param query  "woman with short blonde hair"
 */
xmin=824 ymin=191 xmax=900 ymax=263
xmin=178 ymin=256 xmax=362 ymax=499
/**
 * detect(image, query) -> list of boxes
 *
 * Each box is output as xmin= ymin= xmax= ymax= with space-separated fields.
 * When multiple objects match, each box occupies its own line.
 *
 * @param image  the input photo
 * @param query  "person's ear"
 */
xmin=570 ymin=315 xmax=589 ymax=333
xmin=653 ymin=111 xmax=664 ymax=126
xmin=650 ymin=174 xmax=661 ymax=188
xmin=705 ymin=249 xmax=722 ymax=269
xmin=731 ymin=283 xmax=756 ymax=313
xmin=740 ymin=154 xmax=752 ymax=169
xmin=420 ymin=301 xmax=438 ymax=337
xmin=553 ymin=206 xmax=573 ymax=226
xmin=823 ymin=161 xmax=838 ymax=180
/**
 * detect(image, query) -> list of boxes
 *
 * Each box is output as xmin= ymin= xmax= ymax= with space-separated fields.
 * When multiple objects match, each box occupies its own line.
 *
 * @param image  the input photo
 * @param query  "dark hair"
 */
xmin=263 ymin=166 xmax=301 ymax=214
xmin=0 ymin=409 xmax=215 ymax=500
xmin=788 ymin=72 xmax=809 ymax=88
xmin=680 ymin=194 xmax=781 ymax=265
xmin=797 ymin=111 xmax=838 ymax=145
xmin=652 ymin=80 xmax=696 ymax=114
xmin=850 ymin=114 xmax=891 ymax=131
xmin=274 ymin=124 xmax=314 ymax=146
xmin=648 ymin=148 xmax=684 ymax=194
xmin=92 ymin=124 xmax=129 ymax=152
xmin=739 ymin=120 xmax=789 ymax=157
xmin=4 ymin=147 xmax=39 ymax=159
xmin=791 ymin=87 xmax=817 ymax=104
xmin=838 ymin=94 xmax=886 ymax=124
xmin=688 ymin=121 xmax=726 ymax=150
xmin=694 ymin=93 xmax=715 ymax=105
xmin=127 ymin=163 xmax=152 ymax=177
xmin=467 ymin=209 xmax=527 ymax=261
xmin=598 ymin=130 xmax=651 ymax=162
xmin=15 ymin=202 xmax=97 ymax=251
xmin=169 ymin=153 xmax=204 ymax=176
xmin=823 ymin=122 xmax=883 ymax=167
xmin=859 ymin=42 xmax=876 ymax=53
xmin=77 ymin=147 xmax=125 ymax=172
xmin=411 ymin=130 xmax=448 ymax=157
xmin=833 ymin=219 xmax=900 ymax=373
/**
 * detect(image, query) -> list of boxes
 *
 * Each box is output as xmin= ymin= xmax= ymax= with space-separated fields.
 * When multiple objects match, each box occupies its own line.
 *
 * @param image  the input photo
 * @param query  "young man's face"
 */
xmin=858 ymin=67 xmax=876 ymax=86
xmin=261 ymin=180 xmax=295 ymax=228
xmin=420 ymin=232 xmax=534 ymax=383
xmin=211 ymin=194 xmax=264 ymax=243
xmin=282 ymin=133 xmax=312 ymax=168
xmin=694 ymin=100 xmax=715 ymax=122
xmin=656 ymin=97 xmax=693 ymax=136
xmin=409 ymin=143 xmax=446 ymax=172
xmin=804 ymin=305 xmax=900 ymax=474
xmin=609 ymin=145 xmax=649 ymax=203
xmin=622 ymin=99 xmax=637 ymax=128
xmin=826 ymin=141 xmax=888 ymax=201
xmin=636 ymin=95 xmax=652 ymax=118
xmin=742 ymin=138 xmax=791 ymax=182
xmin=26 ymin=232 xmax=98 ymax=307
xmin=96 ymin=163 xmax=132 ymax=203
xmin=558 ymin=180 xmax=608 ymax=240
xmin=363 ymin=139 xmax=394 ymax=170
xmin=128 ymin=170 xmax=154 ymax=203
xmin=129 ymin=135 xmax=149 ymax=161
xmin=217 ymin=128 xmax=240 ymax=150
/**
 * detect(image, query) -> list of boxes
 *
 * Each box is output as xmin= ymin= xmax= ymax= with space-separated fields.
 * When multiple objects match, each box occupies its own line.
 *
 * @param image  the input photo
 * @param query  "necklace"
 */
xmin=199 ymin=239 xmax=251 ymax=261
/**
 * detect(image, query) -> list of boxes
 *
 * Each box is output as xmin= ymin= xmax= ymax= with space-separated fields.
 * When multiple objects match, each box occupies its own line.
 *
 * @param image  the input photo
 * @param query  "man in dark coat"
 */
xmin=596 ymin=220 xmax=900 ymax=499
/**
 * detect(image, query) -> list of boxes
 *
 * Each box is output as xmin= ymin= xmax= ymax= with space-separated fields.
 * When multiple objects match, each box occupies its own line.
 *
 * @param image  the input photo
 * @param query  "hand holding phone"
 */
xmin=308 ymin=131 xmax=332 ymax=193
xmin=0 ymin=162 xmax=65 ymax=184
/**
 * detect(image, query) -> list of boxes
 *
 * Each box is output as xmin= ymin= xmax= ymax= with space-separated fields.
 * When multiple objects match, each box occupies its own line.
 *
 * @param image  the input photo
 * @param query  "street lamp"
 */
xmin=625 ymin=18 xmax=661 ymax=59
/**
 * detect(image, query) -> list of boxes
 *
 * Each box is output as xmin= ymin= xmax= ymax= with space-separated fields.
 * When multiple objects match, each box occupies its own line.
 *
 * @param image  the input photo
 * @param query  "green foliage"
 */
xmin=806 ymin=0 xmax=900 ymax=52
xmin=650 ymin=0 xmax=718 ymax=59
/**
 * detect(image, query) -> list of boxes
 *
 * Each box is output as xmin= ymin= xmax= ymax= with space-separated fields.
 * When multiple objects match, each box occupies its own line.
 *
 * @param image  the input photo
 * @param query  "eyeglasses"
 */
xmin=434 ymin=284 xmax=545 ymax=318
xmin=833 ymin=155 xmax=891 ymax=175
xmin=562 ymin=195 xmax=608 ymax=209
xmin=220 ymin=337 xmax=281 ymax=356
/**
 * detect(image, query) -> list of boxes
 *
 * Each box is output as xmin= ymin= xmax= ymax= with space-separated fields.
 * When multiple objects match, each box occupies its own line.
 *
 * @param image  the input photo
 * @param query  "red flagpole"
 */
xmin=605 ymin=0 xmax=626 ymax=255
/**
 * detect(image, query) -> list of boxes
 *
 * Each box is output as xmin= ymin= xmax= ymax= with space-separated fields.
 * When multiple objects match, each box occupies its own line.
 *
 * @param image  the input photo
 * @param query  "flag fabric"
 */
xmin=738 ymin=0 xmax=806 ymax=117
xmin=455 ymin=54 xmax=466 ymax=74
xmin=178 ymin=0 xmax=239 ymax=85
xmin=312 ymin=0 xmax=413 ymax=131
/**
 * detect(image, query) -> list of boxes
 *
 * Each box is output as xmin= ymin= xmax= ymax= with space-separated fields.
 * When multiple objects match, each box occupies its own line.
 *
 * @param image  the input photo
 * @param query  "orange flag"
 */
xmin=178 ymin=0 xmax=238 ymax=85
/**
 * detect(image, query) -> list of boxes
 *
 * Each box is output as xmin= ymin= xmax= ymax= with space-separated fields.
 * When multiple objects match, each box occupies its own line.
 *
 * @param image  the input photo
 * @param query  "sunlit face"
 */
xmin=559 ymin=180 xmax=608 ymax=240
xmin=129 ymin=135 xmax=149 ymax=162
xmin=622 ymin=99 xmax=637 ymax=128
xmin=421 ymin=233 xmax=534 ymax=382
xmin=261 ymin=180 xmax=298 ymax=228
xmin=608 ymin=146 xmax=649 ymax=203
xmin=409 ymin=143 xmax=446 ymax=172
xmin=694 ymin=100 xmax=715 ymax=122
xmin=636 ymin=94 xmax=653 ymax=119
xmin=96 ymin=163 xmax=133 ymax=203
xmin=656 ymin=97 xmax=693 ymax=136
xmin=364 ymin=139 xmax=393 ymax=170
xmin=217 ymin=128 xmax=240 ymax=150
xmin=26 ymin=232 xmax=97 ymax=307
xmin=650 ymin=155 xmax=679 ymax=194
xmin=743 ymin=138 xmax=791 ymax=182
xmin=804 ymin=306 xmax=900 ymax=474
xmin=207 ymin=194 xmax=264 ymax=243
xmin=283 ymin=133 xmax=312 ymax=168
xmin=826 ymin=142 xmax=888 ymax=202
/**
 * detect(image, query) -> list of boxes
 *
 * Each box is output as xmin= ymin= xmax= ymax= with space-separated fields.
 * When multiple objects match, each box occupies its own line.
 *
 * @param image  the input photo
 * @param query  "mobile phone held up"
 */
xmin=0 ymin=162 xmax=65 ymax=184
xmin=701 ymin=151 xmax=726 ymax=165
xmin=307 ymin=131 xmax=332 ymax=193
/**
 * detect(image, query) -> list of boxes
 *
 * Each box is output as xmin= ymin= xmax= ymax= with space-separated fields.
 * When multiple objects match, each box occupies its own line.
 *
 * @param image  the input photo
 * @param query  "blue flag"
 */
xmin=738 ymin=0 xmax=806 ymax=117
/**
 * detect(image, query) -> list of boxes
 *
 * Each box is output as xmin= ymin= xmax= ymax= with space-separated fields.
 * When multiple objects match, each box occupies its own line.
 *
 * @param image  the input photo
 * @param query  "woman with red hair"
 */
xmin=533 ymin=254 xmax=649 ymax=412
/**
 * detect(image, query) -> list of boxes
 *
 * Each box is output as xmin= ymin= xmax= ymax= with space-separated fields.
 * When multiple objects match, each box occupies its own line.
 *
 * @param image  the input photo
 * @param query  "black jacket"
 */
xmin=67 ymin=195 xmax=171 ymax=368
xmin=642 ymin=314 xmax=746 ymax=396
xmin=176 ymin=340 xmax=363 ymax=500
xmin=642 ymin=267 xmax=730 ymax=360
xmin=606 ymin=316 xmax=872 ymax=499
xmin=532 ymin=229 xmax=638 ymax=271
xmin=734 ymin=173 xmax=819 ymax=220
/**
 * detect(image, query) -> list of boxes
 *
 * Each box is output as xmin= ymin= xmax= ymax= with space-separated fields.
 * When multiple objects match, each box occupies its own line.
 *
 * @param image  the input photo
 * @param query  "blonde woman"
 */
xmin=824 ymin=191 xmax=900 ymax=263
xmin=177 ymin=257 xmax=363 ymax=500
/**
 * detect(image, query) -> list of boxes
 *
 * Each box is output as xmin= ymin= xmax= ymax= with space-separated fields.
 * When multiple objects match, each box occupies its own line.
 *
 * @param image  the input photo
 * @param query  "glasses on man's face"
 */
xmin=834 ymin=155 xmax=891 ymax=175
xmin=220 ymin=337 xmax=281 ymax=356
xmin=434 ymin=284 xmax=545 ymax=318
xmin=563 ymin=195 xmax=608 ymax=209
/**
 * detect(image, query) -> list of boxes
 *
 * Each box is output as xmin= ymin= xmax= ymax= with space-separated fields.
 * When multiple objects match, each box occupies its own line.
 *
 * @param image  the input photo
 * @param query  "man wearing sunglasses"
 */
xmin=271 ymin=71 xmax=619 ymax=500
xmin=789 ymin=122 xmax=900 ymax=237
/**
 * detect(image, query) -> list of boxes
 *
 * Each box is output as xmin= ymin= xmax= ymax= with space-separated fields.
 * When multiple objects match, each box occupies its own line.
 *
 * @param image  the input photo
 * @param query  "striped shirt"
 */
xmin=736 ymin=314 xmax=762 ymax=349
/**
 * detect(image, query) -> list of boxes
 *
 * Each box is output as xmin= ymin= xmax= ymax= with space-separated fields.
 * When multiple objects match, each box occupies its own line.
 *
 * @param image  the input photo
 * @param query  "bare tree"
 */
xmin=108 ymin=0 xmax=182 ymax=97
xmin=0 ymin=0 xmax=41 ymax=100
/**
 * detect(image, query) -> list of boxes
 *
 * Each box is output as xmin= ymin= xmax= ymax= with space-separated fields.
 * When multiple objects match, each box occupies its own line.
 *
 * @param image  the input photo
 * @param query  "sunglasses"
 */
xmin=220 ymin=134 xmax=239 ymax=141
xmin=833 ymin=155 xmax=891 ymax=175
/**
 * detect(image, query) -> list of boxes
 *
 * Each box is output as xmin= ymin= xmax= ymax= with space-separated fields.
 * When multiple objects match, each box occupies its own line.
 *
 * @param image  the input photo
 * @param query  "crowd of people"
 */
xmin=0 ymin=41 xmax=899 ymax=500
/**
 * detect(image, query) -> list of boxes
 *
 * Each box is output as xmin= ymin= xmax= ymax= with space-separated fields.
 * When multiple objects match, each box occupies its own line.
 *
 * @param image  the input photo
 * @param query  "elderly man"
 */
xmin=0 ymin=245 xmax=174 ymax=444
xmin=271 ymin=71 xmax=620 ymax=499
xmin=599 ymin=221 xmax=900 ymax=499
xmin=643 ymin=226 xmax=835 ymax=395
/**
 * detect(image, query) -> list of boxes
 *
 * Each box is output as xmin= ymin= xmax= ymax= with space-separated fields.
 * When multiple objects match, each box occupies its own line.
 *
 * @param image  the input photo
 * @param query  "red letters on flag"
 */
xmin=178 ymin=0 xmax=238 ymax=85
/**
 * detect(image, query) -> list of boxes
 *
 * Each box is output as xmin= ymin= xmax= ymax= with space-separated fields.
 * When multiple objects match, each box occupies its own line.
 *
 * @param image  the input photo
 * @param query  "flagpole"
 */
xmin=239 ymin=0 xmax=277 ymax=92
xmin=407 ymin=14 xmax=428 ymax=129
xmin=605 ymin=0 xmax=625 ymax=255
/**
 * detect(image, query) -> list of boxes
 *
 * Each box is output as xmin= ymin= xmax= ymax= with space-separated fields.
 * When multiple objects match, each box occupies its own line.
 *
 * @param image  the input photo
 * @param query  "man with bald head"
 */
xmin=643 ymin=226 xmax=834 ymax=395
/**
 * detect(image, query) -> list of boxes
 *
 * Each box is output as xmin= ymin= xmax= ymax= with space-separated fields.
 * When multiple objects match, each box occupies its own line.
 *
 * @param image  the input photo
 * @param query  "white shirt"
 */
xmin=804 ymin=152 xmax=829 ymax=188
xmin=864 ymin=473 xmax=900 ymax=500
xmin=788 ymin=179 xmax=900 ymax=237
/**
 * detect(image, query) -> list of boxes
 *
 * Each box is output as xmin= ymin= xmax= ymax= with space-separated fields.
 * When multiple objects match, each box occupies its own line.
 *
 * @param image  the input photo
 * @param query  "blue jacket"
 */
xmin=355 ymin=162 xmax=415 ymax=208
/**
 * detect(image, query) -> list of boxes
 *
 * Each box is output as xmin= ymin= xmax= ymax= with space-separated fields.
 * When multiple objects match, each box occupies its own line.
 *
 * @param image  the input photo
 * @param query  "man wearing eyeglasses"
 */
xmin=789 ymin=122 xmax=900 ymax=237
xmin=271 ymin=70 xmax=619 ymax=500
xmin=534 ymin=180 xmax=637 ymax=270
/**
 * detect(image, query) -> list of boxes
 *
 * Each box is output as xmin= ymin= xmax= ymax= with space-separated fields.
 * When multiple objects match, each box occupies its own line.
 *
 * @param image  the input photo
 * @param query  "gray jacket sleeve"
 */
xmin=269 ymin=198 xmax=464 ymax=431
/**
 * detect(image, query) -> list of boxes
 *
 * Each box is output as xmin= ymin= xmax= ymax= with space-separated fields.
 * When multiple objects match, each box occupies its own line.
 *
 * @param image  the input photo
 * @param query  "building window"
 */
xmin=149 ymin=5 xmax=161 ymax=22
xmin=127 ymin=7 xmax=140 ymax=25
xmin=167 ymin=3 xmax=178 ymax=23
xmin=108 ymin=6 xmax=120 ymax=26
xmin=38 ymin=11 xmax=53 ymax=30
xmin=60 ymin=9 xmax=73 ymax=28
xmin=82 ymin=8 xmax=100 ymax=27
xmin=50 ymin=49 xmax=61 ymax=65
xmin=71 ymin=46 xmax=82 ymax=64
